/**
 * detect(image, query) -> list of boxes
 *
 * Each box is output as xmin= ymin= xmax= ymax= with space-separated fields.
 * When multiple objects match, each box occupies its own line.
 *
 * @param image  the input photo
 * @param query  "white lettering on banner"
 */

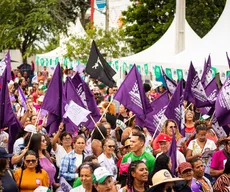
xmin=218 ymin=78 xmax=230 ymax=110
xmin=152 ymin=107 xmax=167 ymax=129
xmin=166 ymin=79 xmax=176 ymax=94
xmin=208 ymin=89 xmax=218 ymax=102
xmin=76 ymin=83 xmax=88 ymax=109
xmin=129 ymin=81 xmax=143 ymax=110
xmin=191 ymin=74 xmax=209 ymax=102
xmin=92 ymin=57 xmax=103 ymax=70
xmin=212 ymin=116 xmax=227 ymax=138
xmin=0 ymin=60 xmax=6 ymax=76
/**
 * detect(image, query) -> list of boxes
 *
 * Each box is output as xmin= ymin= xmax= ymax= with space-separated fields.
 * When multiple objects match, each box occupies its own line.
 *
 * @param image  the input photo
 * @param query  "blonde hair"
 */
xmin=102 ymin=102 xmax=116 ymax=116
xmin=161 ymin=119 xmax=182 ymax=141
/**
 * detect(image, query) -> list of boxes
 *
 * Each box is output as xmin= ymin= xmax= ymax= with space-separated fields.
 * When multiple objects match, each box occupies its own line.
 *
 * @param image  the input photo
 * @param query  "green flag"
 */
xmin=154 ymin=65 xmax=161 ymax=79
xmin=144 ymin=64 xmax=148 ymax=75
xmin=177 ymin=69 xmax=183 ymax=80
xmin=166 ymin=68 xmax=173 ymax=79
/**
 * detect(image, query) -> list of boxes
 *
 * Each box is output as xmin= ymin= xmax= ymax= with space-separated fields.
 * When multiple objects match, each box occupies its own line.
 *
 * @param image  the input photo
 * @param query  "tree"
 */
xmin=122 ymin=0 xmax=226 ymax=53
xmin=122 ymin=0 xmax=176 ymax=53
xmin=64 ymin=26 xmax=131 ymax=64
xmin=0 ymin=0 xmax=80 ymax=64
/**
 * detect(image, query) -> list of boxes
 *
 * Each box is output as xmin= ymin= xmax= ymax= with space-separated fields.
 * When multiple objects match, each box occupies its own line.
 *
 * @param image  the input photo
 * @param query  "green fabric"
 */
xmin=73 ymin=177 xmax=82 ymax=188
xmin=121 ymin=151 xmax=156 ymax=173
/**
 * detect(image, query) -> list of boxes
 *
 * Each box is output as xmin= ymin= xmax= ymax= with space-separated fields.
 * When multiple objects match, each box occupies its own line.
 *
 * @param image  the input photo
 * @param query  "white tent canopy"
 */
xmin=155 ymin=0 xmax=230 ymax=70
xmin=119 ymin=18 xmax=201 ymax=64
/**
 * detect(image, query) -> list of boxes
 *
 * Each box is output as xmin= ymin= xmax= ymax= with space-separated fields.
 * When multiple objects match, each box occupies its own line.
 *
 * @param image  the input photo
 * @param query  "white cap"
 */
xmin=93 ymin=167 xmax=112 ymax=184
xmin=151 ymin=81 xmax=163 ymax=89
xmin=24 ymin=124 xmax=37 ymax=133
xmin=37 ymin=95 xmax=44 ymax=103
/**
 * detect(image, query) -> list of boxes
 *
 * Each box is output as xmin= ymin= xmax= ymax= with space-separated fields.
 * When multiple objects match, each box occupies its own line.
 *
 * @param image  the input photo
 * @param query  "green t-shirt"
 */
xmin=73 ymin=177 xmax=82 ymax=188
xmin=121 ymin=151 xmax=156 ymax=173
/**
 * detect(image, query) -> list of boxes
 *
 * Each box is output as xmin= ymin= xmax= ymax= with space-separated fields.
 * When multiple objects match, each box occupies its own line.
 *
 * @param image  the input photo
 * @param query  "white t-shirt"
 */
xmin=98 ymin=153 xmax=117 ymax=180
xmin=13 ymin=137 xmax=24 ymax=155
xmin=156 ymin=150 xmax=186 ymax=168
xmin=75 ymin=153 xmax=83 ymax=168
xmin=188 ymin=138 xmax=217 ymax=174
xmin=0 ymin=131 xmax=9 ymax=151
xmin=70 ymin=185 xmax=85 ymax=192
xmin=54 ymin=144 xmax=68 ymax=168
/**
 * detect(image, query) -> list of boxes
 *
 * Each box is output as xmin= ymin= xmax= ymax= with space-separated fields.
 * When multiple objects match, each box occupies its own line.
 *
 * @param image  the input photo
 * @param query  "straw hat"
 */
xmin=152 ymin=169 xmax=184 ymax=187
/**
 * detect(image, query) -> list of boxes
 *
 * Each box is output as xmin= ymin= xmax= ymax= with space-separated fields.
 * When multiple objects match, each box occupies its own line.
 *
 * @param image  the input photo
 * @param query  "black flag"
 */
xmin=86 ymin=40 xmax=116 ymax=87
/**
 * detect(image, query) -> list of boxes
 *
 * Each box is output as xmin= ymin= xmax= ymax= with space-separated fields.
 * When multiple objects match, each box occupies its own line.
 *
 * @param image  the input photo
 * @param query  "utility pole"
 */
xmin=105 ymin=0 xmax=109 ymax=31
xmin=175 ymin=0 xmax=186 ymax=53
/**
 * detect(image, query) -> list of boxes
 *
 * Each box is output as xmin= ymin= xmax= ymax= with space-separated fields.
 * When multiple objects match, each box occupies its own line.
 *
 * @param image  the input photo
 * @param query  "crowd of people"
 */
xmin=0 ymin=65 xmax=230 ymax=192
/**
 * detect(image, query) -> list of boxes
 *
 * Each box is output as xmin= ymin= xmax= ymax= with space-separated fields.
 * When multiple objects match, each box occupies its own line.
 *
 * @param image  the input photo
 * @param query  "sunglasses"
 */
xmin=169 ymin=126 xmax=177 ymax=129
xmin=25 ymin=159 xmax=36 ymax=164
xmin=107 ymin=145 xmax=115 ymax=148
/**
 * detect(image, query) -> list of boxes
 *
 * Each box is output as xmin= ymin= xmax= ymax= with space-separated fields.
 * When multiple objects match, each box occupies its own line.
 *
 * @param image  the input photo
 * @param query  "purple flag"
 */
xmin=184 ymin=62 xmax=211 ymax=108
xmin=136 ymin=91 xmax=169 ymax=134
xmin=199 ymin=77 xmax=219 ymax=115
xmin=64 ymin=77 xmax=87 ymax=133
xmin=162 ymin=68 xmax=177 ymax=95
xmin=226 ymin=52 xmax=230 ymax=69
xmin=168 ymin=129 xmax=177 ymax=176
xmin=71 ymin=73 xmax=100 ymax=130
xmin=41 ymin=63 xmax=63 ymax=134
xmin=114 ymin=65 xmax=152 ymax=120
xmin=0 ymin=50 xmax=11 ymax=82
xmin=211 ymin=114 xmax=227 ymax=138
xmin=215 ymin=75 xmax=230 ymax=126
xmin=164 ymin=80 xmax=185 ymax=134
xmin=201 ymin=56 xmax=213 ymax=87
xmin=18 ymin=86 xmax=27 ymax=110
xmin=0 ymin=68 xmax=16 ymax=128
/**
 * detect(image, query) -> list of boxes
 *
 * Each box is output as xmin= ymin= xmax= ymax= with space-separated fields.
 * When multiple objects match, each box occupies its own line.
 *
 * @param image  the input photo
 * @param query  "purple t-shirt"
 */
xmin=210 ymin=150 xmax=227 ymax=170
xmin=40 ymin=157 xmax=56 ymax=186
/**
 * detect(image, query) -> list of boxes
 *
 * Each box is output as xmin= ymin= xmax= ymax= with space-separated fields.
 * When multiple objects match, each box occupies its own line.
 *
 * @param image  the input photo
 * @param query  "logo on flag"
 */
xmin=129 ymin=81 xmax=143 ymax=110
xmin=92 ymin=57 xmax=103 ymax=69
xmin=218 ymin=78 xmax=230 ymax=110
xmin=76 ymin=83 xmax=88 ymax=109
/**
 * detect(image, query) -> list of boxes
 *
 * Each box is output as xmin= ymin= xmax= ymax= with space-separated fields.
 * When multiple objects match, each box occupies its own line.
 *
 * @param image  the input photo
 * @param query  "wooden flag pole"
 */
xmin=185 ymin=103 xmax=192 ymax=111
xmin=209 ymin=111 xmax=215 ymax=125
xmin=152 ymin=116 xmax=165 ymax=139
xmin=90 ymin=115 xmax=105 ymax=139
xmin=98 ymin=99 xmax=113 ymax=122
xmin=124 ymin=114 xmax=136 ymax=124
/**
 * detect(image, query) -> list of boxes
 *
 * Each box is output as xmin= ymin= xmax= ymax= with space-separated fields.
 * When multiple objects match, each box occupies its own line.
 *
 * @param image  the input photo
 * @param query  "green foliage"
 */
xmin=186 ymin=0 xmax=226 ymax=38
xmin=65 ymin=25 xmax=131 ymax=63
xmin=122 ymin=0 xmax=226 ymax=53
xmin=0 ymin=0 xmax=79 ymax=63
xmin=122 ymin=0 xmax=176 ymax=53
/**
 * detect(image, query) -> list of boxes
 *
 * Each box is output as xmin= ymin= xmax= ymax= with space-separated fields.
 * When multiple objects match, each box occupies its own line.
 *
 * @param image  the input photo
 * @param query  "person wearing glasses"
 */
xmin=14 ymin=150 xmax=49 ymax=191
xmin=98 ymin=138 xmax=118 ymax=180
xmin=60 ymin=135 xmax=87 ymax=186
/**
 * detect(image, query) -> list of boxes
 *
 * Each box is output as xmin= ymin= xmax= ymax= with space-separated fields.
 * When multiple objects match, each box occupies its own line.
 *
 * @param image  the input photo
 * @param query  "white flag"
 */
xmin=64 ymin=100 xmax=91 ymax=126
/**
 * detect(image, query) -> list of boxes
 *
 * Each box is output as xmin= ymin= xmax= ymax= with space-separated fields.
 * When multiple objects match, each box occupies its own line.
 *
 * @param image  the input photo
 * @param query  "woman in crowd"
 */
xmin=59 ymin=135 xmax=86 ymax=186
xmin=102 ymin=102 xmax=117 ymax=129
xmin=27 ymin=133 xmax=57 ymax=188
xmin=119 ymin=160 xmax=149 ymax=192
xmin=14 ymin=150 xmax=49 ymax=191
xmin=186 ymin=120 xmax=216 ymax=176
xmin=0 ymin=147 xmax=18 ymax=192
xmin=213 ymin=159 xmax=230 ymax=192
xmin=184 ymin=110 xmax=195 ymax=138
xmin=98 ymin=138 xmax=117 ymax=180
xmin=151 ymin=153 xmax=173 ymax=177
xmin=152 ymin=120 xmax=182 ymax=155
xmin=121 ymin=116 xmax=136 ymax=141
xmin=70 ymin=162 xmax=100 ymax=192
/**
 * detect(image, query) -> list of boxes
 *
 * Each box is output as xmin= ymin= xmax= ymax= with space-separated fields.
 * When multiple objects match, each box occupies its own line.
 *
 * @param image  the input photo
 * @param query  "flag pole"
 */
xmin=209 ymin=111 xmax=215 ymax=125
xmin=185 ymin=103 xmax=192 ymax=111
xmin=90 ymin=115 xmax=105 ymax=139
xmin=152 ymin=116 xmax=164 ymax=139
xmin=98 ymin=99 xmax=113 ymax=122
xmin=124 ymin=114 xmax=136 ymax=124
xmin=34 ymin=109 xmax=41 ymax=126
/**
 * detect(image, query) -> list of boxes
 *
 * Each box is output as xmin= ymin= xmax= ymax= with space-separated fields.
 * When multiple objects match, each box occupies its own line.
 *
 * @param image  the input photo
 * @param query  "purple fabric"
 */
xmin=18 ymin=86 xmax=27 ymax=110
xmin=184 ymin=62 xmax=211 ymax=108
xmin=137 ymin=91 xmax=169 ymax=134
xmin=71 ymin=73 xmax=100 ymax=129
xmin=162 ymin=67 xmax=177 ymax=95
xmin=201 ymin=55 xmax=212 ymax=87
xmin=39 ymin=157 xmax=56 ymax=186
xmin=226 ymin=52 xmax=230 ymax=69
xmin=0 ymin=69 xmax=16 ymax=128
xmin=114 ymin=65 xmax=152 ymax=120
xmin=0 ymin=50 xmax=12 ymax=82
xmin=164 ymin=80 xmax=185 ymax=135
xmin=215 ymin=75 xmax=230 ymax=126
xmin=76 ymin=64 xmax=86 ymax=74
xmin=168 ymin=129 xmax=177 ymax=176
